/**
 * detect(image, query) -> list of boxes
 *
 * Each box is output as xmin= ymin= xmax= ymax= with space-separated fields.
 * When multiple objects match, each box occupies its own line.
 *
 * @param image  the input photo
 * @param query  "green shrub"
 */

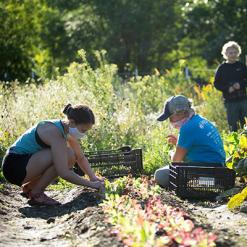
xmin=0 ymin=51 xmax=231 ymax=175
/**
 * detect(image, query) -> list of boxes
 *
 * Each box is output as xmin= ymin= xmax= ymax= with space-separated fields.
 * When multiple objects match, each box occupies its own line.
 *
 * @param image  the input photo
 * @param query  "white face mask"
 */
xmin=170 ymin=118 xmax=188 ymax=129
xmin=69 ymin=127 xmax=86 ymax=139
xmin=170 ymin=111 xmax=195 ymax=130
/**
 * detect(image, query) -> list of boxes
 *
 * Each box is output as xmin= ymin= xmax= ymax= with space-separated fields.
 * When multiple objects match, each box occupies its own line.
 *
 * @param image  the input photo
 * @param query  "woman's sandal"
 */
xmin=28 ymin=192 xmax=61 ymax=206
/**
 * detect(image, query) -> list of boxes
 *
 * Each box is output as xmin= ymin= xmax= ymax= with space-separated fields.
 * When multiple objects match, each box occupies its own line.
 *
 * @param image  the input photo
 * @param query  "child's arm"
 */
xmin=166 ymin=134 xmax=177 ymax=145
xmin=171 ymin=146 xmax=187 ymax=162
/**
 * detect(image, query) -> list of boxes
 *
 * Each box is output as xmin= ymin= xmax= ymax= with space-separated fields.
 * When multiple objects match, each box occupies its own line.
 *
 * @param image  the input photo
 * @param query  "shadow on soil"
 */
xmin=19 ymin=191 xmax=100 ymax=219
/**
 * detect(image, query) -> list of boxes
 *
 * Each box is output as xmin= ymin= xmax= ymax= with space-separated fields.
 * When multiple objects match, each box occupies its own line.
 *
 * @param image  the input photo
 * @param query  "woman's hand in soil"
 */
xmin=97 ymin=183 xmax=106 ymax=199
xmin=98 ymin=183 xmax=106 ymax=194
xmin=92 ymin=181 xmax=106 ymax=198
xmin=89 ymin=180 xmax=105 ymax=190
xmin=166 ymin=134 xmax=177 ymax=145
xmin=90 ymin=175 xmax=105 ymax=182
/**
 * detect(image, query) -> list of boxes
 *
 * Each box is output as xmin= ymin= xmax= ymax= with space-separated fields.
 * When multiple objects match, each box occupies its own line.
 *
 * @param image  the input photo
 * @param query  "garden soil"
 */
xmin=0 ymin=183 xmax=247 ymax=247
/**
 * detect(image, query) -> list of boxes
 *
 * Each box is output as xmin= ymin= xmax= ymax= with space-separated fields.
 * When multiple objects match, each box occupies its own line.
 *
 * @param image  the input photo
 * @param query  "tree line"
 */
xmin=1 ymin=0 xmax=247 ymax=82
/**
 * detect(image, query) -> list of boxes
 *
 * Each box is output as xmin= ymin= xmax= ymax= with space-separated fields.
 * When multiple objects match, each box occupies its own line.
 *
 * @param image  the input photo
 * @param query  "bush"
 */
xmin=0 ymin=51 xmax=231 ymax=174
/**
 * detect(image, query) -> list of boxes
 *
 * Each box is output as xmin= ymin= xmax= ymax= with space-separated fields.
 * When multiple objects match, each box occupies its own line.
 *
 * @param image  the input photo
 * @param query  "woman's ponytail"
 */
xmin=63 ymin=103 xmax=72 ymax=116
xmin=63 ymin=103 xmax=95 ymax=124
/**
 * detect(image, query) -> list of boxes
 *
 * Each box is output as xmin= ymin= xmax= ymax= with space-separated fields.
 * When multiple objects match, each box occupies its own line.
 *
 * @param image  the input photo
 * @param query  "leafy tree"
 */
xmin=182 ymin=0 xmax=247 ymax=64
xmin=91 ymin=0 xmax=184 ymax=73
xmin=61 ymin=4 xmax=106 ymax=67
xmin=4 ymin=0 xmax=247 ymax=82
xmin=0 ymin=0 xmax=41 ymax=81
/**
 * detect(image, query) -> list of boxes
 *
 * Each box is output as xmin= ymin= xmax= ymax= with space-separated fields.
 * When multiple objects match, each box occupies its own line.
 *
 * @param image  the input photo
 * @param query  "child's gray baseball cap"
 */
xmin=157 ymin=95 xmax=191 ymax=121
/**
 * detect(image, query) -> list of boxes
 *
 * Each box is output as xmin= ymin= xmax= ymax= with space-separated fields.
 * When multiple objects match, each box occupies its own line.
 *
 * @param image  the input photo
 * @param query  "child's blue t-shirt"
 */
xmin=177 ymin=114 xmax=226 ymax=164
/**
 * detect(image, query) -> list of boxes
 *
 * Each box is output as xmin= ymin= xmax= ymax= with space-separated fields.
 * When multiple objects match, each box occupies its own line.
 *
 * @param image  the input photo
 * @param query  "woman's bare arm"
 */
xmin=67 ymin=135 xmax=99 ymax=181
xmin=38 ymin=124 xmax=101 ymax=189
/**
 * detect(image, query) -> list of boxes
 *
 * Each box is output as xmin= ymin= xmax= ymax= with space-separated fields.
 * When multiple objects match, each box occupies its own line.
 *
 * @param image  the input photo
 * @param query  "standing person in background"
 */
xmin=1 ymin=103 xmax=105 ymax=206
xmin=214 ymin=41 xmax=247 ymax=132
xmin=154 ymin=95 xmax=225 ymax=188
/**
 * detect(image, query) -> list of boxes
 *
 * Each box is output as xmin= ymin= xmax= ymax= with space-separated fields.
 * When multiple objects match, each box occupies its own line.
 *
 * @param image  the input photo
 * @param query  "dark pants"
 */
xmin=225 ymin=99 xmax=247 ymax=132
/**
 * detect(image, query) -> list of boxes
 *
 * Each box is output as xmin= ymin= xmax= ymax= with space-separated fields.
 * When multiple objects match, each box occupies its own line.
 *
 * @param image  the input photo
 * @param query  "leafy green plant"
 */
xmin=222 ymin=132 xmax=247 ymax=210
xmin=105 ymin=176 xmax=128 ymax=195
xmin=102 ymin=176 xmax=217 ymax=247
xmin=0 ymin=169 xmax=6 ymax=190
xmin=228 ymin=187 xmax=247 ymax=210
xmin=48 ymin=177 xmax=75 ymax=191
xmin=0 ymin=170 xmax=5 ymax=181
xmin=225 ymin=133 xmax=247 ymax=172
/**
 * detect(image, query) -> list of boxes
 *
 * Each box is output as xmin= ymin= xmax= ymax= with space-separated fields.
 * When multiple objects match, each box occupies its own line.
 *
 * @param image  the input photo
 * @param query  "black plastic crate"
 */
xmin=74 ymin=146 xmax=143 ymax=178
xmin=169 ymin=162 xmax=236 ymax=200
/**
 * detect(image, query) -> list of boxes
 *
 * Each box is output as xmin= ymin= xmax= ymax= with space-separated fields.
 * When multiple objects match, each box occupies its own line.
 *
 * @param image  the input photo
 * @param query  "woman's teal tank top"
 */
xmin=9 ymin=120 xmax=67 ymax=154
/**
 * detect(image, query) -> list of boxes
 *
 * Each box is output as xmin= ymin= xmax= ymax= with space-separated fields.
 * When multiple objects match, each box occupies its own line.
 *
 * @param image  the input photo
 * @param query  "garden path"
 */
xmin=0 ymin=183 xmax=247 ymax=247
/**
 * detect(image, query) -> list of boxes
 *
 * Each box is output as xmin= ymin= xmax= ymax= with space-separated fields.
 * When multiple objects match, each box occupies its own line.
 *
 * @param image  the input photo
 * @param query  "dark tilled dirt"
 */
xmin=0 ymin=184 xmax=247 ymax=247
xmin=161 ymin=192 xmax=247 ymax=247
xmin=0 ymin=184 xmax=122 ymax=247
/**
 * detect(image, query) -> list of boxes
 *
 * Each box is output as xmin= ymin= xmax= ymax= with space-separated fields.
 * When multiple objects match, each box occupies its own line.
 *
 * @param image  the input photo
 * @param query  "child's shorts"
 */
xmin=1 ymin=152 xmax=32 ymax=186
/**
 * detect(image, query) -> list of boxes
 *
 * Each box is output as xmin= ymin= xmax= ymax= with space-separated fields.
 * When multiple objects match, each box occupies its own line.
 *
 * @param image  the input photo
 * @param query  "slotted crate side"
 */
xmin=169 ymin=164 xmax=236 ymax=200
xmin=169 ymin=165 xmax=178 ymax=191
xmin=74 ymin=148 xmax=143 ymax=178
xmin=95 ymin=167 xmax=133 ymax=178
xmin=88 ymin=149 xmax=142 ymax=170
xmin=179 ymin=166 xmax=235 ymax=189
xmin=90 ymin=160 xmax=137 ymax=169
xmin=88 ymin=153 xmax=135 ymax=164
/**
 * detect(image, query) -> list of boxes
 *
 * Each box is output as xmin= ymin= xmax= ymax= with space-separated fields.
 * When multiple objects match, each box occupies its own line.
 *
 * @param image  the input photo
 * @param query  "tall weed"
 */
xmin=0 ymin=51 xmax=231 ymax=174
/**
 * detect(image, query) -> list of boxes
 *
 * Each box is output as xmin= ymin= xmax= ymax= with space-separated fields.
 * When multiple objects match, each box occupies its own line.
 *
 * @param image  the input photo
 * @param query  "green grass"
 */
xmin=0 ymin=184 xmax=4 ymax=191
xmin=48 ymin=177 xmax=76 ymax=191
xmin=0 ymin=170 xmax=5 ymax=191
xmin=0 ymin=170 xmax=6 ymax=182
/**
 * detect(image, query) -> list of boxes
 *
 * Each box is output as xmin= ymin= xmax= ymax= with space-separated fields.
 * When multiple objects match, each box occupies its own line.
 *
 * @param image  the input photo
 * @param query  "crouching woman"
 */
xmin=1 ymin=103 xmax=104 ymax=205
